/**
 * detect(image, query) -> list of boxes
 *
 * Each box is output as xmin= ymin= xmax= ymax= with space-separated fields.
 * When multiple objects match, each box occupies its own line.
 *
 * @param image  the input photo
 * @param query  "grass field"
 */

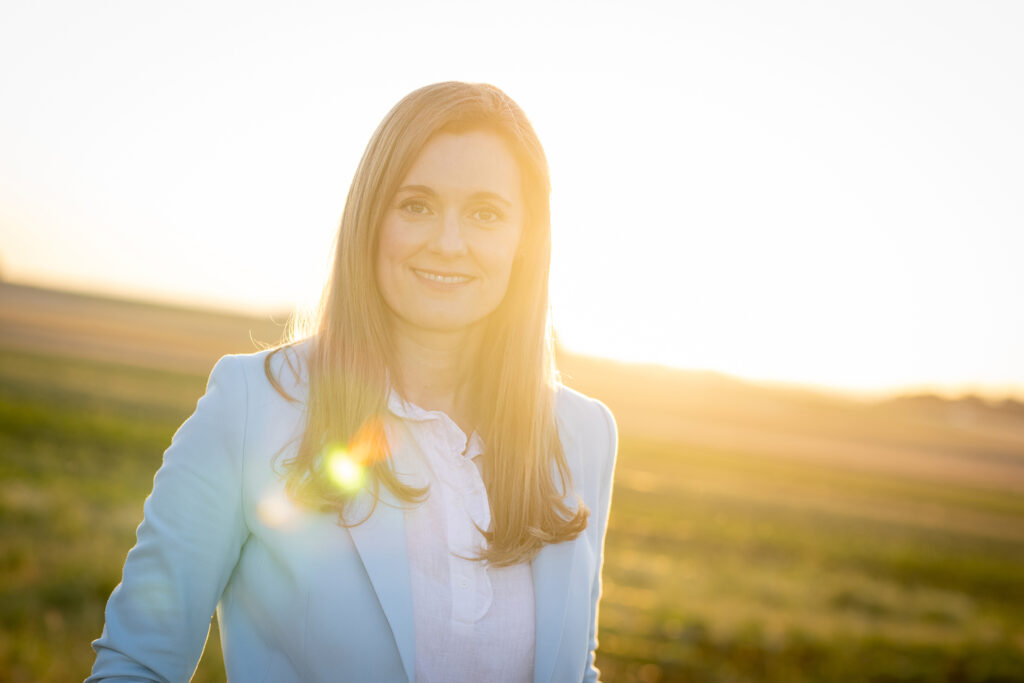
xmin=2 ymin=282 xmax=1024 ymax=682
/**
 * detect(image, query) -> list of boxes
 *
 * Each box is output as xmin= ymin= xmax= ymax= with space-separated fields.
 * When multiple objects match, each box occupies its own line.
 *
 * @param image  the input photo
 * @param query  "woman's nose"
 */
xmin=431 ymin=210 xmax=467 ymax=256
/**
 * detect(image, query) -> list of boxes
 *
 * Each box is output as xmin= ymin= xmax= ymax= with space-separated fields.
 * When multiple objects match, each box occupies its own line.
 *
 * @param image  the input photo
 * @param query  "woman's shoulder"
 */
xmin=555 ymin=384 xmax=615 ymax=435
xmin=213 ymin=338 xmax=314 ymax=403
xmin=554 ymin=384 xmax=618 ymax=471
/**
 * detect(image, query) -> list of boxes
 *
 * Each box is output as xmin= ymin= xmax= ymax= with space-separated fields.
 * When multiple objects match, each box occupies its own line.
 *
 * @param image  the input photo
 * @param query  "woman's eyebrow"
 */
xmin=396 ymin=184 xmax=437 ymax=197
xmin=468 ymin=191 xmax=511 ymax=207
xmin=396 ymin=186 xmax=512 ymax=207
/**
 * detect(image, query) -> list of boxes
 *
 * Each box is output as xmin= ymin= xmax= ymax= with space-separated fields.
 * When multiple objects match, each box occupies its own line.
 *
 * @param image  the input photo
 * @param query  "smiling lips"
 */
xmin=412 ymin=268 xmax=473 ymax=285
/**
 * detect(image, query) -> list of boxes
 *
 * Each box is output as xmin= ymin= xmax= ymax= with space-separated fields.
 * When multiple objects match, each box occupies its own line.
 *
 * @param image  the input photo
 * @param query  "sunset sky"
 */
xmin=2 ymin=1 xmax=1022 ymax=400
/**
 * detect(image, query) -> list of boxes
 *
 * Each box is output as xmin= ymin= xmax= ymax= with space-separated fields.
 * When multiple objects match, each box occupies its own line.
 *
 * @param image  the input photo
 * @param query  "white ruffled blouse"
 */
xmin=386 ymin=391 xmax=535 ymax=683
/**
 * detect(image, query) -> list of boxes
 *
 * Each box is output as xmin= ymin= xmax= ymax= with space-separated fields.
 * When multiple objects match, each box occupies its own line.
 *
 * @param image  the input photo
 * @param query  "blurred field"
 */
xmin=2 ymin=281 xmax=1024 ymax=682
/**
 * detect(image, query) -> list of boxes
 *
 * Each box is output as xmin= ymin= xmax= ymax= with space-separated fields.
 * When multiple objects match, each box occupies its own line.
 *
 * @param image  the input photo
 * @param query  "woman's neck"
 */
xmin=389 ymin=322 xmax=482 ymax=435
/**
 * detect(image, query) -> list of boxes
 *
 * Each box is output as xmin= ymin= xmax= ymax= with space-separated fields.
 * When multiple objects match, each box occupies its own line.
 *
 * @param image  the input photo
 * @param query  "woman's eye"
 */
xmin=471 ymin=208 xmax=501 ymax=222
xmin=401 ymin=201 xmax=431 ymax=215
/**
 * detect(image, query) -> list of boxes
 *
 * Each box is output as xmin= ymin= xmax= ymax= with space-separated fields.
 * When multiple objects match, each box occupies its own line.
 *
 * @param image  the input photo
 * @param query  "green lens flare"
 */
xmin=325 ymin=447 xmax=366 ymax=492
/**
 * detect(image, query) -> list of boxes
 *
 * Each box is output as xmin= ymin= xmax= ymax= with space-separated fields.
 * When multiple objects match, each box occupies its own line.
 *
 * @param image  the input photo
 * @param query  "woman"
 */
xmin=88 ymin=81 xmax=617 ymax=683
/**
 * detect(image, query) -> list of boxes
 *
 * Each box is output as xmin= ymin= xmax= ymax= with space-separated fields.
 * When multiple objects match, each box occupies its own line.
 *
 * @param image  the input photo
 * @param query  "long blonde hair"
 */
xmin=266 ymin=81 xmax=587 ymax=566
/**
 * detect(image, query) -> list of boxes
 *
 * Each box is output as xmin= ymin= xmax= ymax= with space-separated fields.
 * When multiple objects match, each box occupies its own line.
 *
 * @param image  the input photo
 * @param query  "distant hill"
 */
xmin=883 ymin=392 xmax=1024 ymax=419
xmin=0 ymin=280 xmax=289 ymax=374
xmin=2 ymin=280 xmax=1022 ymax=480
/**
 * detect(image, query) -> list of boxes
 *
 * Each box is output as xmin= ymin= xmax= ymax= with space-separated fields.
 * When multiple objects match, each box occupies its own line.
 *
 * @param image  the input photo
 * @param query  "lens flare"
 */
xmin=257 ymin=489 xmax=299 ymax=528
xmin=326 ymin=447 xmax=366 ymax=492
xmin=320 ymin=419 xmax=388 ymax=493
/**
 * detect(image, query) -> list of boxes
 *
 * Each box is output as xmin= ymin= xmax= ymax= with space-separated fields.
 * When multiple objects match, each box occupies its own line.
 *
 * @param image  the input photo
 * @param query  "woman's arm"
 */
xmin=584 ymin=399 xmax=618 ymax=683
xmin=86 ymin=355 xmax=251 ymax=682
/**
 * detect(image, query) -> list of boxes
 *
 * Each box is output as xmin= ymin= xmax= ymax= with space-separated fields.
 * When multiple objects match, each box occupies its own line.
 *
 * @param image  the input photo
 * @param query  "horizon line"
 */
xmin=3 ymin=275 xmax=1023 ymax=404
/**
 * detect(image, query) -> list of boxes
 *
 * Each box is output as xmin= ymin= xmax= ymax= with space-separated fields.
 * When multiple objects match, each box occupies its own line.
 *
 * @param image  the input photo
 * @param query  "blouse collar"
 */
xmin=386 ymin=389 xmax=485 ymax=460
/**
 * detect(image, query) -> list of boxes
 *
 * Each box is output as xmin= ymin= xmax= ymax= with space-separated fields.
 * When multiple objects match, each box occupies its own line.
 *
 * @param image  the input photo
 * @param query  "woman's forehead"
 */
xmin=399 ymin=130 xmax=523 ymax=202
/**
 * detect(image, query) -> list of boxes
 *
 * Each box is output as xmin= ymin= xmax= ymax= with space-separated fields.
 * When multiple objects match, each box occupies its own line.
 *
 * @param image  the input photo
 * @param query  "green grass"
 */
xmin=596 ymin=436 xmax=1024 ymax=682
xmin=2 ymin=346 xmax=1023 ymax=682
xmin=0 ymin=349 xmax=225 ymax=683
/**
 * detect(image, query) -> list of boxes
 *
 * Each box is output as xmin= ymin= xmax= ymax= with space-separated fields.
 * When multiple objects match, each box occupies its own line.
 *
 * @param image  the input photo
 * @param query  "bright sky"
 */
xmin=1 ymin=1 xmax=1022 ymax=400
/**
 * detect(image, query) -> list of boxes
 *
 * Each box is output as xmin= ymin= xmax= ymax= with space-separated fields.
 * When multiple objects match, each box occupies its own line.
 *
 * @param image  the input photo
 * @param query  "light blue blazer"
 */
xmin=87 ymin=347 xmax=618 ymax=682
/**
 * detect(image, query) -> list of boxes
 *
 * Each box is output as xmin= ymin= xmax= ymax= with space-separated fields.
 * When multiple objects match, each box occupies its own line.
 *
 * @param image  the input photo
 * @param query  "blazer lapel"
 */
xmin=347 ymin=486 xmax=415 ymax=683
xmin=532 ymin=537 xmax=579 ymax=683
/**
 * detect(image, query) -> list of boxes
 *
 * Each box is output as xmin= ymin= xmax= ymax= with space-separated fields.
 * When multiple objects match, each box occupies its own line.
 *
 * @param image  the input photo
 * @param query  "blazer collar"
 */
xmin=346 ymin=485 xmax=416 ymax=683
xmin=347 ymin=423 xmax=580 ymax=683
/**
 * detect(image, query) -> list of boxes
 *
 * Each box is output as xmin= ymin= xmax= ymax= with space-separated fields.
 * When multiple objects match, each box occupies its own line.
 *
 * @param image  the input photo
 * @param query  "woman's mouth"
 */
xmin=412 ymin=268 xmax=472 ymax=284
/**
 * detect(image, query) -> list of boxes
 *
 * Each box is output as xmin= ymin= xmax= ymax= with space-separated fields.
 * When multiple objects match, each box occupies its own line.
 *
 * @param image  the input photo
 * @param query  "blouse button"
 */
xmin=457 ymin=575 xmax=469 ymax=589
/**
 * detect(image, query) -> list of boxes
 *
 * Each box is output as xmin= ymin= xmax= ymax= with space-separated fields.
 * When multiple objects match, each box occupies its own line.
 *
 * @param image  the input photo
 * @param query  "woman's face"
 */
xmin=376 ymin=129 xmax=525 ymax=337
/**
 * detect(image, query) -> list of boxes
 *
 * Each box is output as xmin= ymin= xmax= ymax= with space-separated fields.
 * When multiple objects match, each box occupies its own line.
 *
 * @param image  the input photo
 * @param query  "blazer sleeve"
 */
xmin=584 ymin=400 xmax=618 ymax=683
xmin=87 ymin=355 xmax=251 ymax=683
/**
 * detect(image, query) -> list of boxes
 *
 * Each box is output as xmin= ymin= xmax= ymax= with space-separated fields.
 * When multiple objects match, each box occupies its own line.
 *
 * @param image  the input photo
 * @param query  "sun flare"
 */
xmin=325 ymin=448 xmax=366 ymax=492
